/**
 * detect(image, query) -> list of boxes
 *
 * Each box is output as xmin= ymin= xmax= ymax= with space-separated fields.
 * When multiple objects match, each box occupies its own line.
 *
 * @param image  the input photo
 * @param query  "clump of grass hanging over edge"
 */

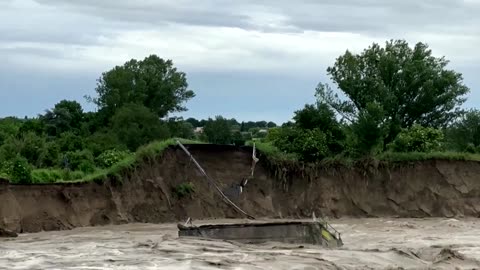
xmin=81 ymin=138 xmax=204 ymax=184
xmin=245 ymin=140 xmax=298 ymax=162
xmin=9 ymin=138 xmax=204 ymax=185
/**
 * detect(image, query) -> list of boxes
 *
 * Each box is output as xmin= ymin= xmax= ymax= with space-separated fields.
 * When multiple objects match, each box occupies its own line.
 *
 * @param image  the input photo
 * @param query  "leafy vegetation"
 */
xmin=261 ymin=39 xmax=476 ymax=163
xmin=10 ymin=156 xmax=32 ymax=184
xmin=172 ymin=182 xmax=195 ymax=198
xmin=246 ymin=141 xmax=298 ymax=162
xmin=389 ymin=124 xmax=444 ymax=153
xmin=1 ymin=40 xmax=480 ymax=184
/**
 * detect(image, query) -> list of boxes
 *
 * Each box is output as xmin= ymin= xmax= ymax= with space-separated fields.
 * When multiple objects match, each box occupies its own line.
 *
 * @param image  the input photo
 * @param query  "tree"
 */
xmin=111 ymin=103 xmax=170 ymax=151
xmin=293 ymin=103 xmax=346 ymax=155
xmin=167 ymin=117 xmax=194 ymax=139
xmin=18 ymin=132 xmax=47 ymax=167
xmin=203 ymin=116 xmax=232 ymax=144
xmin=350 ymin=102 xmax=388 ymax=156
xmin=41 ymin=100 xmax=84 ymax=136
xmin=85 ymin=130 xmax=125 ymax=157
xmin=445 ymin=109 xmax=480 ymax=152
xmin=56 ymin=131 xmax=85 ymax=152
xmin=268 ymin=127 xmax=328 ymax=162
xmin=317 ymin=39 xmax=469 ymax=151
xmin=232 ymin=131 xmax=245 ymax=146
xmin=90 ymin=55 xmax=195 ymax=119
xmin=185 ymin=117 xmax=201 ymax=128
xmin=266 ymin=121 xmax=277 ymax=128
xmin=19 ymin=118 xmax=45 ymax=135
xmin=0 ymin=117 xmax=22 ymax=145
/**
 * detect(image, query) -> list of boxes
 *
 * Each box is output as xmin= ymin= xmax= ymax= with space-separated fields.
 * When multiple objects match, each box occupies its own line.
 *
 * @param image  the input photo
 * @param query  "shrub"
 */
xmin=60 ymin=150 xmax=95 ymax=171
xmin=56 ymin=132 xmax=85 ymax=152
xmin=18 ymin=132 xmax=46 ymax=166
xmin=10 ymin=156 xmax=32 ymax=184
xmin=85 ymin=130 xmax=125 ymax=157
xmin=0 ymin=160 xmax=13 ymax=178
xmin=269 ymin=127 xmax=328 ymax=162
xmin=39 ymin=142 xmax=60 ymax=168
xmin=389 ymin=124 xmax=444 ymax=153
xmin=265 ymin=127 xmax=281 ymax=142
xmin=465 ymin=143 xmax=476 ymax=154
xmin=96 ymin=149 xmax=133 ymax=168
xmin=172 ymin=182 xmax=195 ymax=198
xmin=78 ymin=160 xmax=96 ymax=173
xmin=232 ymin=131 xmax=245 ymax=146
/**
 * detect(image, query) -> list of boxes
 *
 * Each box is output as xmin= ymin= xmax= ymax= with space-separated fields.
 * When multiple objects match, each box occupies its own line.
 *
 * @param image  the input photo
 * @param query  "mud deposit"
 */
xmin=1 ymin=218 xmax=479 ymax=270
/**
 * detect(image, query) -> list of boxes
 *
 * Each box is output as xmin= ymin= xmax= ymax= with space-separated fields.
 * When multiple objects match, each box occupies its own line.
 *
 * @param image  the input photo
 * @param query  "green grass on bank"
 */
xmin=8 ymin=138 xmax=480 ymax=185
xmin=80 ymin=138 xmax=203 ymax=183
xmin=248 ymin=140 xmax=480 ymax=165
xmin=6 ymin=138 xmax=204 ymax=184
xmin=377 ymin=151 xmax=480 ymax=162
xmin=246 ymin=140 xmax=298 ymax=162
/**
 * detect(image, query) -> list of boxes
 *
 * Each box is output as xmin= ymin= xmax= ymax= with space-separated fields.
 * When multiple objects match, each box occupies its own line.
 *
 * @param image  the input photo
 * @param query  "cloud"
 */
xmin=0 ymin=1 xmax=374 ymax=75
xmin=32 ymin=0 xmax=480 ymax=34
xmin=1 ymin=0 xmax=479 ymax=79
xmin=1 ymin=0 xmax=480 ymax=121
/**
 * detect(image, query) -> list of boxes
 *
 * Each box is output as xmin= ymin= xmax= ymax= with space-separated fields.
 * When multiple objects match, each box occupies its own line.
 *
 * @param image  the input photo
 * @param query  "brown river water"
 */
xmin=1 ymin=218 xmax=480 ymax=270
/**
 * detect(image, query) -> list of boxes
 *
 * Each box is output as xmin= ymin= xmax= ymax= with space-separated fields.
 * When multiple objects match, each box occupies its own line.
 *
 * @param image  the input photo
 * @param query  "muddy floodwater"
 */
xmin=1 ymin=218 xmax=480 ymax=270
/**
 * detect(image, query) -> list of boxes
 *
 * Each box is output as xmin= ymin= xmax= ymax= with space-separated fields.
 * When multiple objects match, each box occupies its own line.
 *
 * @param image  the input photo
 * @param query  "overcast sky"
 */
xmin=1 ymin=0 xmax=479 ymax=123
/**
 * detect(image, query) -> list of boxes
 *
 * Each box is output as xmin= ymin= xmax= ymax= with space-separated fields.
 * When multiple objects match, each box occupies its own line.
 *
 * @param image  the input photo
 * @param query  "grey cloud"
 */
xmin=272 ymin=0 xmax=480 ymax=35
xmin=32 ymin=0 xmax=480 ymax=35
xmin=34 ymin=0 xmax=254 ymax=30
xmin=0 ymin=46 xmax=62 ymax=59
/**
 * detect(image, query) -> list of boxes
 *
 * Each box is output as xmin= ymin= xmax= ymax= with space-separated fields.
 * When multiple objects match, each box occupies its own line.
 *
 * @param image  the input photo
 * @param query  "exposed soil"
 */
xmin=1 ymin=144 xmax=480 ymax=233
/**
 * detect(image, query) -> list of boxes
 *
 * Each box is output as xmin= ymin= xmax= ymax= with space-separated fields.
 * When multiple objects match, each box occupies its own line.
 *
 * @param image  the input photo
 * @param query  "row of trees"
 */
xmin=1 ymin=39 xmax=479 ymax=181
xmin=0 ymin=55 xmax=273 ymax=181
xmin=265 ymin=40 xmax=478 ymax=161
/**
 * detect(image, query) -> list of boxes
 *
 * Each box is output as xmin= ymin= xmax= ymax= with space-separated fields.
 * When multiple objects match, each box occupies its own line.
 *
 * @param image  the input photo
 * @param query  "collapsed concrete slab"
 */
xmin=177 ymin=220 xmax=343 ymax=248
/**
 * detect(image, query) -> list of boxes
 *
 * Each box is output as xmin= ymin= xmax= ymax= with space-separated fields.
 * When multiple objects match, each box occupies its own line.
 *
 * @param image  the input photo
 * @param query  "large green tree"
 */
xmin=293 ymin=103 xmax=346 ymax=155
xmin=41 ymin=100 xmax=84 ymax=136
xmin=203 ymin=116 xmax=232 ymax=144
xmin=90 ymin=55 xmax=195 ymax=119
xmin=317 ymin=39 xmax=469 ymax=151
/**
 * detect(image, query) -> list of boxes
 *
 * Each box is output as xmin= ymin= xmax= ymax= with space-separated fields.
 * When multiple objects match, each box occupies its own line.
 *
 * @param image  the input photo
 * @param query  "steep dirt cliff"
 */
xmin=1 ymin=144 xmax=480 ymax=233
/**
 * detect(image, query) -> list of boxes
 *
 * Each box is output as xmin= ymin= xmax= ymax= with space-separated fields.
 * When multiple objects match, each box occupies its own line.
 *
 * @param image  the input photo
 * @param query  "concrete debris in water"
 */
xmin=178 ymin=220 xmax=343 ymax=248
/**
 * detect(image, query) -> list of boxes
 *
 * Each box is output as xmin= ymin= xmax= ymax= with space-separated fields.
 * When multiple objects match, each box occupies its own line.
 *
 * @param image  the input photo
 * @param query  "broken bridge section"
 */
xmin=177 ymin=220 xmax=343 ymax=248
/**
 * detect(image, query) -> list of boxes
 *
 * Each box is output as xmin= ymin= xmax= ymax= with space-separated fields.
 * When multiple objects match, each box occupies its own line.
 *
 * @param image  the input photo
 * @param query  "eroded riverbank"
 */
xmin=4 ymin=145 xmax=480 ymax=234
xmin=1 ymin=218 xmax=479 ymax=269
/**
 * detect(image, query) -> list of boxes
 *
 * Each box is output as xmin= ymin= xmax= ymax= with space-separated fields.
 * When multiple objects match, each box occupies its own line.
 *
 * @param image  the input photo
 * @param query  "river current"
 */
xmin=1 ymin=218 xmax=479 ymax=269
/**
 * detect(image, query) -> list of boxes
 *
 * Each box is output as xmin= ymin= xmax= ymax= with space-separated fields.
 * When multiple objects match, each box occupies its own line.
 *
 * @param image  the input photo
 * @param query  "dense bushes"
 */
xmin=266 ymin=127 xmax=328 ymax=161
xmin=96 ymin=149 xmax=133 ymax=168
xmin=389 ymin=125 xmax=444 ymax=153
xmin=10 ymin=156 xmax=32 ymax=184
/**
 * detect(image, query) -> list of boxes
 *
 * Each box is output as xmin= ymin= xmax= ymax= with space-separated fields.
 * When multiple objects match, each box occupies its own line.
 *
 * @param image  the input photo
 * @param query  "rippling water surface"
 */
xmin=1 ymin=218 xmax=480 ymax=269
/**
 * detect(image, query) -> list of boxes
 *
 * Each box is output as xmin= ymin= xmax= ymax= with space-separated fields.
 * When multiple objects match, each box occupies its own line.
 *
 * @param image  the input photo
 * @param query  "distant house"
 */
xmin=194 ymin=127 xmax=204 ymax=133
xmin=258 ymin=129 xmax=268 ymax=134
